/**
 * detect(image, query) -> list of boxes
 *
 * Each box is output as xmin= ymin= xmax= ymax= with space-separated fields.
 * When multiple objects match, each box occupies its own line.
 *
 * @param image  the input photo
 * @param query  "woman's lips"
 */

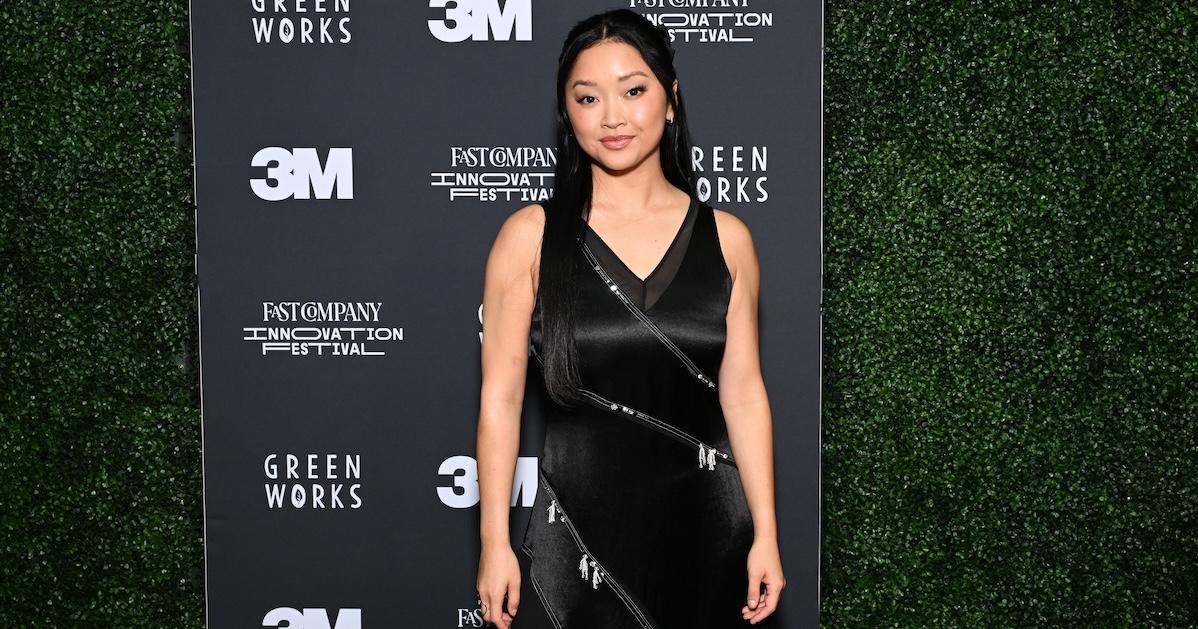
xmin=600 ymin=135 xmax=633 ymax=149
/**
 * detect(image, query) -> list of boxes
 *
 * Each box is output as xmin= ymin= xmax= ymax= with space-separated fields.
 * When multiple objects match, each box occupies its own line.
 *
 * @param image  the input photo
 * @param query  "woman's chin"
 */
xmin=591 ymin=151 xmax=653 ymax=175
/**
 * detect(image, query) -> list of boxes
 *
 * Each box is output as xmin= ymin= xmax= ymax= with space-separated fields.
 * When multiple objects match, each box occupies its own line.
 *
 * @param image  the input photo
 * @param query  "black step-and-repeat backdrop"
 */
xmin=191 ymin=2 xmax=821 ymax=626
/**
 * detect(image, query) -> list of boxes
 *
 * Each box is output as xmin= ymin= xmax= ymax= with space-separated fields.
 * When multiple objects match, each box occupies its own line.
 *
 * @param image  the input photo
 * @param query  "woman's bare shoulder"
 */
xmin=492 ymin=202 xmax=544 ymax=245
xmin=711 ymin=207 xmax=757 ymax=281
xmin=712 ymin=206 xmax=752 ymax=240
xmin=488 ymin=203 xmax=546 ymax=280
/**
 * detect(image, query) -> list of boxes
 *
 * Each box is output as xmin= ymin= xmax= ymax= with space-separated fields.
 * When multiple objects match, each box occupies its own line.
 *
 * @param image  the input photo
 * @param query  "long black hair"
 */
xmin=538 ymin=9 xmax=697 ymax=407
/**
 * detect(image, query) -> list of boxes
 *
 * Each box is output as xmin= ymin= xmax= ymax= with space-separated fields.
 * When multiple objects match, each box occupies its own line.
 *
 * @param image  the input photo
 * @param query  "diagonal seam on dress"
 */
xmin=528 ymin=336 xmax=734 ymax=470
xmin=576 ymin=387 xmax=737 ymax=469
xmin=578 ymin=239 xmax=719 ymax=393
xmin=537 ymin=470 xmax=660 ymax=629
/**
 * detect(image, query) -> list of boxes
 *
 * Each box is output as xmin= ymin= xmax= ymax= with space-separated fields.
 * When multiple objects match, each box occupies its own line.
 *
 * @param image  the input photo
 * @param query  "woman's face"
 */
xmin=564 ymin=40 xmax=677 ymax=173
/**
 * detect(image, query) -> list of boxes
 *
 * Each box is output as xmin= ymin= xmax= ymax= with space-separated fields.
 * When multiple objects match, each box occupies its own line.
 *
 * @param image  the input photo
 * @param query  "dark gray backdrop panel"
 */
xmin=191 ymin=1 xmax=821 ymax=627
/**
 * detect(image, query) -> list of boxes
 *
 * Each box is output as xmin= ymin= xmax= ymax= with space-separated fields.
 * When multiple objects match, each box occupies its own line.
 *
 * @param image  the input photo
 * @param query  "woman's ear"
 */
xmin=669 ymin=79 xmax=680 ymax=119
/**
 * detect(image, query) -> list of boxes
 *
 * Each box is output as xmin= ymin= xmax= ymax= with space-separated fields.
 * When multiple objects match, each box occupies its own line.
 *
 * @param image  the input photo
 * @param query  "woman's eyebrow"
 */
xmin=570 ymin=71 xmax=650 ymax=89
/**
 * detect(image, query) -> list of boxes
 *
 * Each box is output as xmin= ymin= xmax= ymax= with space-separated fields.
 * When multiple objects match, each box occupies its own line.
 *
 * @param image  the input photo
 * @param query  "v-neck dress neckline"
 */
xmin=582 ymin=195 xmax=698 ymax=312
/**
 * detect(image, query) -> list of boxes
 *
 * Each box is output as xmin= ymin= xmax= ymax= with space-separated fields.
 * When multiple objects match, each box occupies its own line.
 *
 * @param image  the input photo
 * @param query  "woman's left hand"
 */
xmin=742 ymin=536 xmax=785 ymax=624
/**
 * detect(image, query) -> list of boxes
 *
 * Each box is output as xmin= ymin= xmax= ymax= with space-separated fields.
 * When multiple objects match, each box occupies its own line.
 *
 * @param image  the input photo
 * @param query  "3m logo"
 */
xmin=437 ymin=455 xmax=538 ymax=509
xmin=250 ymin=147 xmax=354 ymax=201
xmin=428 ymin=0 xmax=532 ymax=42
xmin=263 ymin=608 xmax=361 ymax=629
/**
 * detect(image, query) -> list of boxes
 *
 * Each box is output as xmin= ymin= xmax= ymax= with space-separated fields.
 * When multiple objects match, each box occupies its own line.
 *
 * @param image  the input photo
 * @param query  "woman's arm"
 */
xmin=713 ymin=209 xmax=778 ymax=543
xmin=477 ymin=203 xmax=543 ymax=551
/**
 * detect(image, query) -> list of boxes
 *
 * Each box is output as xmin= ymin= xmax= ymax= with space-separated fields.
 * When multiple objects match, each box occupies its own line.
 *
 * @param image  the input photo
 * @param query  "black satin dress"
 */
xmin=516 ymin=194 xmax=773 ymax=629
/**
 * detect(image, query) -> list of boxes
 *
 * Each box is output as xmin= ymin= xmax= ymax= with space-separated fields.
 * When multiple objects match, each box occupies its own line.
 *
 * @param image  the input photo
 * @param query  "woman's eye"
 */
xmin=628 ymin=85 xmax=647 ymax=96
xmin=577 ymin=95 xmax=596 ymax=104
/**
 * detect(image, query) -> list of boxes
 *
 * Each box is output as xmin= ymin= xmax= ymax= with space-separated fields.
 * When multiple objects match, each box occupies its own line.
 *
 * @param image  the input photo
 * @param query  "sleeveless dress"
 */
xmin=516 ymin=193 xmax=772 ymax=629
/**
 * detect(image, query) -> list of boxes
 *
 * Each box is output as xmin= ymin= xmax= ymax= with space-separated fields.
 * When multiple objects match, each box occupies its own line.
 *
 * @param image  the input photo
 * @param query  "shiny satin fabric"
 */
xmin=521 ymin=195 xmax=775 ymax=629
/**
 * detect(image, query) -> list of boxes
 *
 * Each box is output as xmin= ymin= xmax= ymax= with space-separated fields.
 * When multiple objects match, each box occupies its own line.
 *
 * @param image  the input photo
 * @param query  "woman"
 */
xmin=475 ymin=9 xmax=783 ymax=628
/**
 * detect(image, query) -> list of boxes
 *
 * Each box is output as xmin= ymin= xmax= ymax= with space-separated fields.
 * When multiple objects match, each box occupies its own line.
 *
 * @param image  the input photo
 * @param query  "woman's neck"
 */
xmin=588 ymin=158 xmax=682 ymax=217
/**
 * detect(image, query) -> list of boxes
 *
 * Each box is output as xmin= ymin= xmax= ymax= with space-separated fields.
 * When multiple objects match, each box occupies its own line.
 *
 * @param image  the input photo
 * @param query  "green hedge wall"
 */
xmin=1 ymin=1 xmax=1195 ymax=626
xmin=823 ymin=3 xmax=1197 ymax=626
xmin=0 ymin=1 xmax=203 ymax=626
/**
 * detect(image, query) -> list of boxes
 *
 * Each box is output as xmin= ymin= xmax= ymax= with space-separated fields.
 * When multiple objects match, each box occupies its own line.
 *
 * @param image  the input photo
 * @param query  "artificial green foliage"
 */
xmin=0 ymin=1 xmax=202 ymax=626
xmin=823 ymin=2 xmax=1197 ymax=626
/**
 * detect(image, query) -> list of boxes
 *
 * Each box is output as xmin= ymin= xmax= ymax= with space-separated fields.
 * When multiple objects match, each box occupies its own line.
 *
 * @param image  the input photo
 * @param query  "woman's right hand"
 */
xmin=477 ymin=544 xmax=521 ymax=628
